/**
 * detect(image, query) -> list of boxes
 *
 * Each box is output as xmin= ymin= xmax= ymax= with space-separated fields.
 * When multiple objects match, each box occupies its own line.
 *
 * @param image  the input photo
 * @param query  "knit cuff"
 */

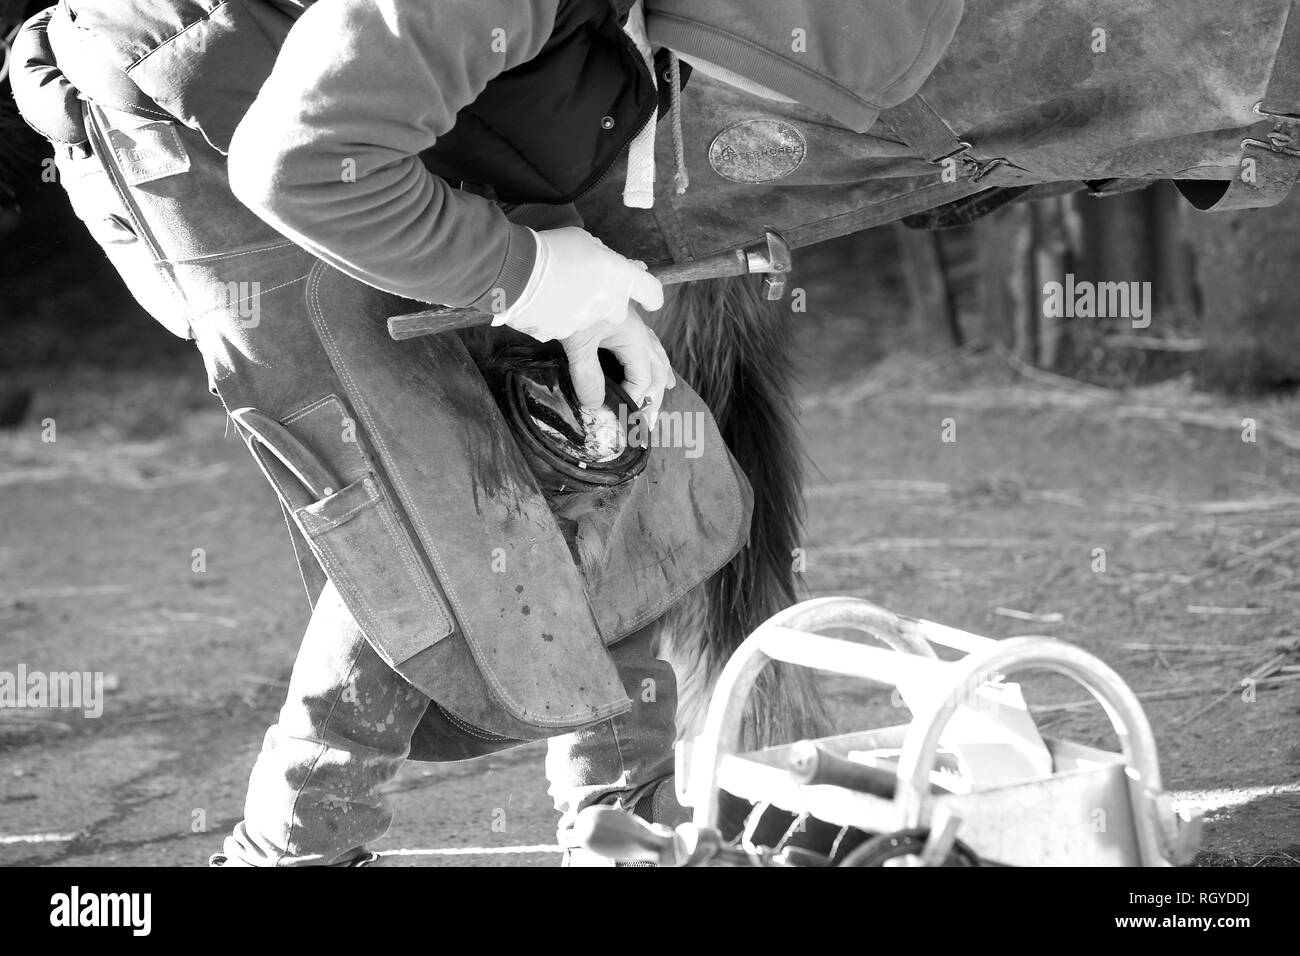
xmin=470 ymin=223 xmax=538 ymax=314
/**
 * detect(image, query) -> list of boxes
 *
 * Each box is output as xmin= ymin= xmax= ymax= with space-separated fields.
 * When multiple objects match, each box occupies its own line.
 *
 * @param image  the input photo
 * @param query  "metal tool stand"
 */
xmin=680 ymin=597 xmax=1203 ymax=866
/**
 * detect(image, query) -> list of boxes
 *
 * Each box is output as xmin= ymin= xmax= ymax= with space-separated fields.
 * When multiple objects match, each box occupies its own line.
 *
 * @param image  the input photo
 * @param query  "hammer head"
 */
xmin=743 ymin=229 xmax=792 ymax=300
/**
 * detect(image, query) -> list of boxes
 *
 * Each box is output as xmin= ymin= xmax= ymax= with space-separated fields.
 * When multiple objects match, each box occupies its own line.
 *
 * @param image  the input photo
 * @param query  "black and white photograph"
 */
xmin=0 ymin=0 xmax=1295 ymax=918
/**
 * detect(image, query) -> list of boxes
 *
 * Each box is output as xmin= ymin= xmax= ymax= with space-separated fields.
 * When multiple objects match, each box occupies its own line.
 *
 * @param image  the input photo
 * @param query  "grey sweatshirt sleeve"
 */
xmin=227 ymin=0 xmax=562 ymax=309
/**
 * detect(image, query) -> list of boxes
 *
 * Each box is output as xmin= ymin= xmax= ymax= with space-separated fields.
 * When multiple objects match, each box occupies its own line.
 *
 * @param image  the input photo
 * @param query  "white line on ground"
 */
xmin=7 ymin=785 xmax=1293 ymax=857
xmin=0 ymin=832 xmax=79 ymax=845
xmin=1172 ymin=782 xmax=1300 ymax=812
xmin=379 ymin=845 xmax=563 ymax=857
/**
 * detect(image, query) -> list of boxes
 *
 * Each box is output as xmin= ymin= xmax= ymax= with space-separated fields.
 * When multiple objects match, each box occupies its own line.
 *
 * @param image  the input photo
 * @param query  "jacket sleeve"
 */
xmin=227 ymin=0 xmax=563 ymax=309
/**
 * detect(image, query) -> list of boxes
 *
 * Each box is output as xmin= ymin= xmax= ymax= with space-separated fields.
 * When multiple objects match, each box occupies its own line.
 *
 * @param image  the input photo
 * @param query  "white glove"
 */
xmin=562 ymin=308 xmax=676 ymax=426
xmin=493 ymin=226 xmax=664 ymax=341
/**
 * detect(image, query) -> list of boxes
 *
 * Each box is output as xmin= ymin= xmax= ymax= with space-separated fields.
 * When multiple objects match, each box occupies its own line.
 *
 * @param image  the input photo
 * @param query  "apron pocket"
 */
xmin=234 ymin=395 xmax=456 ymax=669
xmin=290 ymin=475 xmax=456 ymax=668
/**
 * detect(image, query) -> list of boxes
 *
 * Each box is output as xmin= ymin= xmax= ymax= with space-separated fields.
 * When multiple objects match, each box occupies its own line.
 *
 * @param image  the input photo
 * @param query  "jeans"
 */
xmin=221 ymin=581 xmax=678 ymax=866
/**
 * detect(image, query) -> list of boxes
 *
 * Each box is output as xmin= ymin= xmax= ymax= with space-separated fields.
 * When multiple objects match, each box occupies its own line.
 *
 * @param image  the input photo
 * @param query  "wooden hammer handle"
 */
xmin=387 ymin=304 xmax=492 ymax=340
xmin=385 ymin=251 xmax=752 ymax=341
xmin=650 ymin=249 xmax=749 ymax=285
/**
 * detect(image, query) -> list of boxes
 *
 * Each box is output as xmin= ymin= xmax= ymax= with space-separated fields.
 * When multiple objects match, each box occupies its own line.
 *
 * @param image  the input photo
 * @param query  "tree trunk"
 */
xmin=893 ymin=222 xmax=961 ymax=352
xmin=1185 ymin=189 xmax=1300 ymax=391
xmin=974 ymin=203 xmax=1035 ymax=359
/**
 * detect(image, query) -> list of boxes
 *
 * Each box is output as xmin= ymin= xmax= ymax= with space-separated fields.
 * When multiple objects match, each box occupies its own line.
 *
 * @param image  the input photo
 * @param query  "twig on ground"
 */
xmin=240 ymin=674 xmax=289 ymax=688
xmin=804 ymin=342 xmax=982 ymax=410
xmin=994 ymin=607 xmax=1064 ymax=623
xmin=1030 ymin=683 xmax=1220 ymax=715
xmin=818 ymin=538 xmax=1041 ymax=556
xmin=0 ymin=714 xmax=75 ymax=732
xmin=1103 ymin=335 xmax=1206 ymax=352
xmin=1137 ymin=528 xmax=1300 ymax=604
xmin=992 ymin=341 xmax=1115 ymax=398
xmin=1172 ymin=644 xmax=1299 ymax=727
xmin=0 ymin=584 xmax=131 ymax=601
xmin=857 ymin=384 xmax=1300 ymax=453
xmin=1118 ymin=642 xmax=1259 ymax=653
xmin=114 ymin=704 xmax=230 ymax=725
xmin=805 ymin=478 xmax=951 ymax=500
xmin=159 ymin=610 xmax=239 ymax=629
xmin=1185 ymin=605 xmax=1274 ymax=616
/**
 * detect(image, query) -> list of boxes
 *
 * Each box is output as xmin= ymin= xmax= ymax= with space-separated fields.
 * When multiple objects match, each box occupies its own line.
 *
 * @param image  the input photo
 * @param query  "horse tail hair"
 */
xmin=651 ymin=275 xmax=832 ymax=750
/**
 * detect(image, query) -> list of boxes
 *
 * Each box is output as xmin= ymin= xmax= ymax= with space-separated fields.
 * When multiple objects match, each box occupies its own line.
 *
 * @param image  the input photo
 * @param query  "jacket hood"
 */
xmin=645 ymin=0 xmax=965 ymax=133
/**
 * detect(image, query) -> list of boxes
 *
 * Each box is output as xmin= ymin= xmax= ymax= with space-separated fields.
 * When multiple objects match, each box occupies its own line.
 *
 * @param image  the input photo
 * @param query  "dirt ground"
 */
xmin=2 ymin=233 xmax=1299 ymax=867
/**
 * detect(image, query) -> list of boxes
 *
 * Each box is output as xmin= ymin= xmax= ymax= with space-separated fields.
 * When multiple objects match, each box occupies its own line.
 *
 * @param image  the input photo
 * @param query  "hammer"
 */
xmin=386 ymin=228 xmax=791 ymax=341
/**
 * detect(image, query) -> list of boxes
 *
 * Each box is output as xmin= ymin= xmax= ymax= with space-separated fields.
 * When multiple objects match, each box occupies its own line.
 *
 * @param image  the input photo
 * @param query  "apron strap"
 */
xmin=877 ymin=94 xmax=1018 ymax=185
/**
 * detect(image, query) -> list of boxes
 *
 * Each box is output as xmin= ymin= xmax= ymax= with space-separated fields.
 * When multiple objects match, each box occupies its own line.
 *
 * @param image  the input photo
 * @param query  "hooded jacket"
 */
xmin=645 ymin=0 xmax=964 ymax=134
xmin=225 ymin=0 xmax=961 ymax=314
xmin=21 ymin=0 xmax=961 ymax=319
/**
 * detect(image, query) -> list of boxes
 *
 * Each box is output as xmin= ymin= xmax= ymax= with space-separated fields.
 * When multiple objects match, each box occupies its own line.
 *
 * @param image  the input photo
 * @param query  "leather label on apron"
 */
xmin=107 ymin=121 xmax=192 ymax=187
xmin=708 ymin=119 xmax=807 ymax=184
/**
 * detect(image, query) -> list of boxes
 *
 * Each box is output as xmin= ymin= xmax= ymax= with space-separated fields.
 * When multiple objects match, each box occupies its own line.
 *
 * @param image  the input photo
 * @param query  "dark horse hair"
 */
xmin=651 ymin=275 xmax=831 ymax=749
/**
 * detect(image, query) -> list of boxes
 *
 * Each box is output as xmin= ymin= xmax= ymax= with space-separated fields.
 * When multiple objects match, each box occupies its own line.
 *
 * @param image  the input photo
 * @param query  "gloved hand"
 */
xmin=562 ymin=308 xmax=676 ymax=427
xmin=493 ymin=226 xmax=664 ymax=341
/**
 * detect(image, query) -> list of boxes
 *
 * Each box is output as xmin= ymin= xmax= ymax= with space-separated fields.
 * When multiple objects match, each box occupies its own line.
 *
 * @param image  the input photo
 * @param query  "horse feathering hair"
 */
xmin=649 ymin=274 xmax=832 ymax=750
